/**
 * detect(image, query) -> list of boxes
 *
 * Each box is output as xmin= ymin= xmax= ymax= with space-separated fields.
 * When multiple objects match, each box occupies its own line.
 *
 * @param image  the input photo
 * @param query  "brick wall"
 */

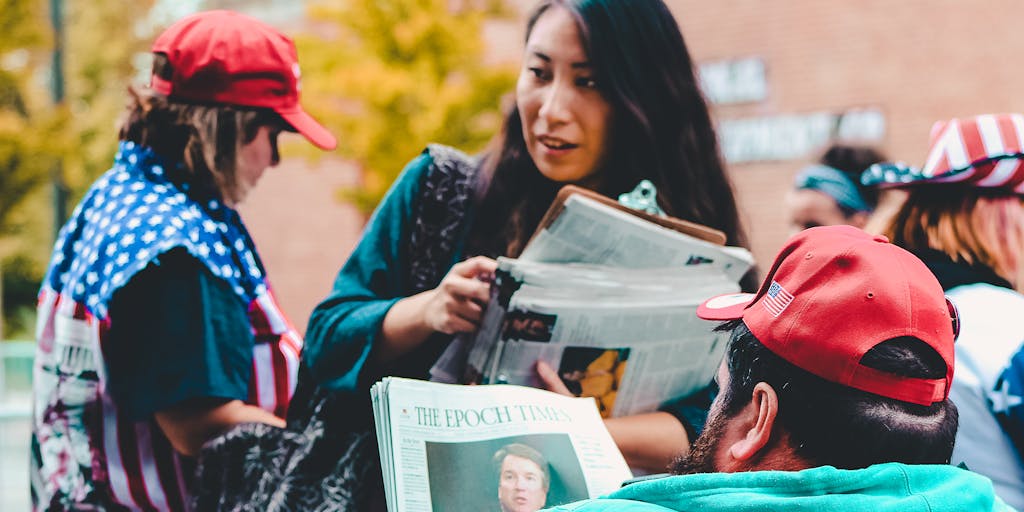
xmin=667 ymin=0 xmax=1024 ymax=266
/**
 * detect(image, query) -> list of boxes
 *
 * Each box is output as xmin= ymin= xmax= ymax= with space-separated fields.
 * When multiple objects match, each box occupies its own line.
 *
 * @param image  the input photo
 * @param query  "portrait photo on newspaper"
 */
xmin=425 ymin=433 xmax=587 ymax=512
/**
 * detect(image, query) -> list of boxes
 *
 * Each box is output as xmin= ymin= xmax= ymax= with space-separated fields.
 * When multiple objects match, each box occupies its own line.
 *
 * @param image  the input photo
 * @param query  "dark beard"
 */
xmin=669 ymin=410 xmax=728 ymax=475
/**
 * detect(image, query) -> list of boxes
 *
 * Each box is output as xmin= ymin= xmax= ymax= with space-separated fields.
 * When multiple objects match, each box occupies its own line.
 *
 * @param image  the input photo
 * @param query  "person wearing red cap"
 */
xmin=863 ymin=113 xmax=1024 ymax=509
xmin=301 ymin=0 xmax=750 ymax=508
xmin=543 ymin=225 xmax=1011 ymax=512
xmin=30 ymin=10 xmax=335 ymax=511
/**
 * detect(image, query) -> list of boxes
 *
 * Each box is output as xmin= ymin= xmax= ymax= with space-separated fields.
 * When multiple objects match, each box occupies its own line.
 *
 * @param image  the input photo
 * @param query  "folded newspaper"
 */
xmin=372 ymin=377 xmax=632 ymax=512
xmin=430 ymin=188 xmax=754 ymax=418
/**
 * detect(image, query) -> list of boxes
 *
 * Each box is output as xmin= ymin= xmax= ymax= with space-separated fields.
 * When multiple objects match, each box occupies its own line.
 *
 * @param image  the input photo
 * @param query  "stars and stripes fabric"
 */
xmin=862 ymin=113 xmax=1024 ymax=192
xmin=42 ymin=141 xmax=267 ymax=317
xmin=762 ymin=281 xmax=795 ymax=318
xmin=31 ymin=141 xmax=302 ymax=511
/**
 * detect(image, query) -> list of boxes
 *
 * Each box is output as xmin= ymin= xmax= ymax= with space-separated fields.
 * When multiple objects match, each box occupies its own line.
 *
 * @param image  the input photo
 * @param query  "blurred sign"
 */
xmin=719 ymin=108 xmax=886 ymax=164
xmin=699 ymin=57 xmax=767 ymax=105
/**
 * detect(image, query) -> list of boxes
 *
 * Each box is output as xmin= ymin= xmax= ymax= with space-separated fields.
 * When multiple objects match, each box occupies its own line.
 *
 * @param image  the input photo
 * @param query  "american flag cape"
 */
xmin=31 ymin=141 xmax=302 ymax=511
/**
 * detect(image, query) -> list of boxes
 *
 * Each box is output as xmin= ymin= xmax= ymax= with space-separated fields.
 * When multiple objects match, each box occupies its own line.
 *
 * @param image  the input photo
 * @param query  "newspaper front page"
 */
xmin=430 ymin=191 xmax=753 ymax=417
xmin=465 ymin=260 xmax=737 ymax=417
xmin=372 ymin=378 xmax=632 ymax=512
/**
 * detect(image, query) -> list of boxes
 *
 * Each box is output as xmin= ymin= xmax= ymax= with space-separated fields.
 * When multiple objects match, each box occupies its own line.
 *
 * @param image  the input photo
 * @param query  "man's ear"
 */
xmin=727 ymin=382 xmax=779 ymax=461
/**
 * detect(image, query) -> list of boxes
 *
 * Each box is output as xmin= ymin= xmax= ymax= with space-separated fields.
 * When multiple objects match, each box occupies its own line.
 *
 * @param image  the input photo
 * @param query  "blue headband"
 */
xmin=794 ymin=164 xmax=872 ymax=213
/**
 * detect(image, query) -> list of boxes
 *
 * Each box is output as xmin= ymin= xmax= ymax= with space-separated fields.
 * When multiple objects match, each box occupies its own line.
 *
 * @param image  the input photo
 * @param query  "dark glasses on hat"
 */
xmin=946 ymin=297 xmax=960 ymax=342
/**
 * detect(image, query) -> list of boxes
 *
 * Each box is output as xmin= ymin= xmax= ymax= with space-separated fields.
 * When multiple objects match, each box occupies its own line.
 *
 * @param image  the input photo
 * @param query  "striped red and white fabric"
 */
xmin=248 ymin=288 xmax=303 ymax=419
xmin=862 ymin=113 xmax=1024 ymax=191
xmin=32 ymin=286 xmax=301 ymax=512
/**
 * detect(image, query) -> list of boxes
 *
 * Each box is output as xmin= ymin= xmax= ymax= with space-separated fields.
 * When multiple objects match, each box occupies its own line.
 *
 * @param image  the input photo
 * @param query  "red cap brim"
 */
xmin=278 ymin=107 xmax=337 ymax=151
xmin=696 ymin=292 xmax=755 ymax=321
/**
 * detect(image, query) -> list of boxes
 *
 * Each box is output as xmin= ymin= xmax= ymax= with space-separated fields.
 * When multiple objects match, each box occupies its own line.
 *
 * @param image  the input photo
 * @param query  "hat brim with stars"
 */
xmin=862 ymin=113 xmax=1024 ymax=193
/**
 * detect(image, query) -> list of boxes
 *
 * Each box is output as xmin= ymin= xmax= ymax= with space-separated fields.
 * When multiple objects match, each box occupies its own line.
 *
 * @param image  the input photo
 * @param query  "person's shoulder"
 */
xmin=424 ymin=144 xmax=477 ymax=168
xmin=419 ymin=144 xmax=481 ymax=183
xmin=543 ymin=498 xmax=674 ymax=512
xmin=391 ymin=144 xmax=480 ymax=199
xmin=946 ymin=283 xmax=1024 ymax=342
xmin=947 ymin=282 xmax=1024 ymax=307
xmin=544 ymin=475 xmax=678 ymax=512
xmin=393 ymin=144 xmax=475 ymax=187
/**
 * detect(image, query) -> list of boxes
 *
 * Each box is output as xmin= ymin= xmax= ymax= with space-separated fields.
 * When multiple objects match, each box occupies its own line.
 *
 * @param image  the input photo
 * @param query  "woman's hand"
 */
xmin=423 ymin=256 xmax=497 ymax=334
xmin=378 ymin=256 xmax=497 ymax=362
xmin=536 ymin=360 xmax=574 ymax=396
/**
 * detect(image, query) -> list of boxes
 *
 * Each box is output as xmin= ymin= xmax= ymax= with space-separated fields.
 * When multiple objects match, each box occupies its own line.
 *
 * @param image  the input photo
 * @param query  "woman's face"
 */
xmin=785 ymin=188 xmax=865 ymax=235
xmin=230 ymin=124 xmax=281 ymax=206
xmin=517 ymin=7 xmax=612 ymax=185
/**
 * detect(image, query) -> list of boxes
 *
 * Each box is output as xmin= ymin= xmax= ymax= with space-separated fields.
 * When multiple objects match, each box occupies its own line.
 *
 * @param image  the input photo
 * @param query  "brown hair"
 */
xmin=117 ymin=53 xmax=280 ymax=204
xmin=881 ymin=186 xmax=1024 ymax=289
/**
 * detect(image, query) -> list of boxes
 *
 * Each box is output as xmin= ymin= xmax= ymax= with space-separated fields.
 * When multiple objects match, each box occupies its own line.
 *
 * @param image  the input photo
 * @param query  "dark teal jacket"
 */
xmin=304 ymin=152 xmax=445 ymax=392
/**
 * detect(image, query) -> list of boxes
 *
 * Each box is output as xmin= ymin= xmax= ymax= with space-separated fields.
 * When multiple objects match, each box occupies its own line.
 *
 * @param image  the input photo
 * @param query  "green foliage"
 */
xmin=0 ymin=131 xmax=49 ymax=237
xmin=0 ymin=0 xmax=44 ymax=54
xmin=61 ymin=0 xmax=157 ymax=196
xmin=2 ymin=254 xmax=43 ymax=339
xmin=0 ymin=0 xmax=48 ymax=337
xmin=296 ymin=0 xmax=517 ymax=211
xmin=0 ymin=0 xmax=155 ymax=336
xmin=0 ymin=0 xmax=46 ymax=233
xmin=0 ymin=0 xmax=156 ymax=244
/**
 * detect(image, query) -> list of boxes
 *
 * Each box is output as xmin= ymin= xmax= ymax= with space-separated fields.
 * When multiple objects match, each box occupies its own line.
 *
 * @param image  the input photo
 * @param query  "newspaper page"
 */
xmin=519 ymin=193 xmax=753 ymax=280
xmin=462 ymin=259 xmax=736 ymax=417
xmin=372 ymin=377 xmax=632 ymax=512
xmin=430 ymin=191 xmax=753 ymax=414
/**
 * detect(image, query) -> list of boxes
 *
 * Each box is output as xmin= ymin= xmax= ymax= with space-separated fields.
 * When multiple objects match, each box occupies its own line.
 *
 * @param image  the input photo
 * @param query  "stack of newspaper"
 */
xmin=372 ymin=377 xmax=632 ymax=512
xmin=431 ymin=190 xmax=754 ymax=418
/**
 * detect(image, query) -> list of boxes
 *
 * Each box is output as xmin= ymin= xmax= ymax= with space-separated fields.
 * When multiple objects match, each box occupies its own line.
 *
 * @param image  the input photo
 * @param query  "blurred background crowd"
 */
xmin=4 ymin=0 xmax=1024 ymax=508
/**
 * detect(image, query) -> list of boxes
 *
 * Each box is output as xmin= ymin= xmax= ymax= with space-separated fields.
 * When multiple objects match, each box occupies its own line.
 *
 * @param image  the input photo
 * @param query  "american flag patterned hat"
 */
xmin=862 ymin=113 xmax=1024 ymax=191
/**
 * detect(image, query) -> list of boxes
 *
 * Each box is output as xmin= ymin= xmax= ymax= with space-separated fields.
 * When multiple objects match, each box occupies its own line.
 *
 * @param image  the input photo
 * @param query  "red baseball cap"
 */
xmin=697 ymin=225 xmax=957 ymax=406
xmin=150 ymin=10 xmax=336 ymax=150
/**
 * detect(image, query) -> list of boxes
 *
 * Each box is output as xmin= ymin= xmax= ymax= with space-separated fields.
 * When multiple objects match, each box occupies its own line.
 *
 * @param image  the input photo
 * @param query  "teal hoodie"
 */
xmin=545 ymin=463 xmax=1015 ymax=512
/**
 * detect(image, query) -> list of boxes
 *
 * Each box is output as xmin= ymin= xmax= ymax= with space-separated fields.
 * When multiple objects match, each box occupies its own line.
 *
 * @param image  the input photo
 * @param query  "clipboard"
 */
xmin=529 ymin=185 xmax=728 ymax=246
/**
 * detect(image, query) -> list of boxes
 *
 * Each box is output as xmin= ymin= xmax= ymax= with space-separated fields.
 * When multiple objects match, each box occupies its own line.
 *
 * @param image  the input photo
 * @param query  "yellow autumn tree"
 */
xmin=0 ymin=0 xmax=56 ymax=338
xmin=0 ymin=0 xmax=155 ymax=338
xmin=296 ymin=0 xmax=518 ymax=211
xmin=60 ymin=0 xmax=158 ymax=195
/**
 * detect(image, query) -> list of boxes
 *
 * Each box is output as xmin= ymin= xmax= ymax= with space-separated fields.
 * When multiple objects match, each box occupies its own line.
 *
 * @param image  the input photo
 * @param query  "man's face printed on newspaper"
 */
xmin=498 ymin=454 xmax=549 ymax=512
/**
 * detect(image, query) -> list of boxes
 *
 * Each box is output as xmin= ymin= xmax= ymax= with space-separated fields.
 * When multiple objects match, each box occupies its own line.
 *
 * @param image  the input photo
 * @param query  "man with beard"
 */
xmin=543 ymin=225 xmax=1012 ymax=512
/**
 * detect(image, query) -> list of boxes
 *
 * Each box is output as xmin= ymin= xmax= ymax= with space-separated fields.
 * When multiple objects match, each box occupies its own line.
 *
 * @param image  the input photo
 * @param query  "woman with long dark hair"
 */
xmin=305 ymin=0 xmax=747 ymax=478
